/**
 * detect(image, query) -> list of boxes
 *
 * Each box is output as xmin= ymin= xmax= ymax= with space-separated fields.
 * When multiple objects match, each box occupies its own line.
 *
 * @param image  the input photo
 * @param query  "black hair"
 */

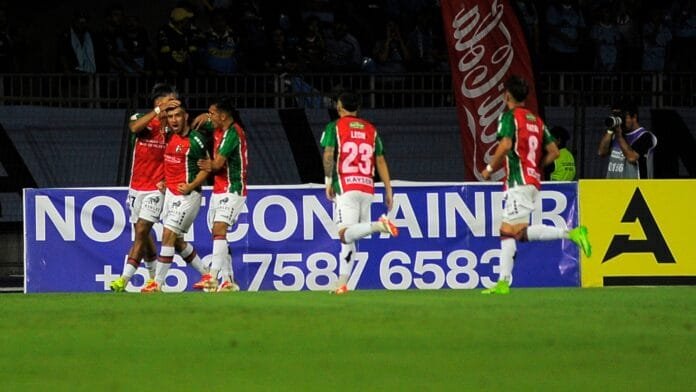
xmin=338 ymin=90 xmax=360 ymax=112
xmin=622 ymin=101 xmax=639 ymax=120
xmin=213 ymin=97 xmax=245 ymax=129
xmin=150 ymin=83 xmax=178 ymax=102
xmin=550 ymin=126 xmax=570 ymax=148
xmin=504 ymin=75 xmax=529 ymax=103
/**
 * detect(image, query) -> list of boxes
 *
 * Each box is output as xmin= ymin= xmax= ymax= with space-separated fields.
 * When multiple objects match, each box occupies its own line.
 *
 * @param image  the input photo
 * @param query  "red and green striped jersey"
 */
xmin=128 ymin=114 xmax=166 ymax=191
xmin=497 ymin=107 xmax=554 ymax=190
xmin=320 ymin=116 xmax=384 ymax=195
xmin=213 ymin=123 xmax=248 ymax=196
xmin=163 ymin=129 xmax=208 ymax=195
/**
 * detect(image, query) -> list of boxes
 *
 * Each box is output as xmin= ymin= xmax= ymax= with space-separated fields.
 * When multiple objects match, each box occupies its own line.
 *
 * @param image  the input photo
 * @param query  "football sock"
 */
xmin=122 ymin=259 xmax=138 ymax=281
xmin=221 ymin=253 xmax=233 ymax=283
xmin=210 ymin=238 xmax=228 ymax=281
xmin=143 ymin=259 xmax=156 ymax=280
xmin=499 ymin=238 xmax=516 ymax=283
xmin=337 ymin=242 xmax=356 ymax=286
xmin=180 ymin=243 xmax=208 ymax=275
xmin=526 ymin=225 xmax=567 ymax=241
xmin=343 ymin=223 xmax=373 ymax=243
xmin=155 ymin=246 xmax=175 ymax=286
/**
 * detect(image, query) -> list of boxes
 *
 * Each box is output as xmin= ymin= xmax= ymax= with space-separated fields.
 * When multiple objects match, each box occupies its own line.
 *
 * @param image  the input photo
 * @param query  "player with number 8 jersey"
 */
xmin=320 ymin=91 xmax=398 ymax=295
xmin=479 ymin=76 xmax=592 ymax=295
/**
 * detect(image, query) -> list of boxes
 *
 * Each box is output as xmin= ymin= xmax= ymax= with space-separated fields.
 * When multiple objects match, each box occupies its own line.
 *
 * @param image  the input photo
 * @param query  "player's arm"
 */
xmin=178 ymin=168 xmax=209 ymax=195
xmin=541 ymin=125 xmax=560 ymax=167
xmin=481 ymin=137 xmax=512 ymax=180
xmin=128 ymin=99 xmax=181 ymax=133
xmin=375 ymin=155 xmax=394 ymax=211
xmin=541 ymin=140 xmax=560 ymax=167
xmin=320 ymin=122 xmax=338 ymax=201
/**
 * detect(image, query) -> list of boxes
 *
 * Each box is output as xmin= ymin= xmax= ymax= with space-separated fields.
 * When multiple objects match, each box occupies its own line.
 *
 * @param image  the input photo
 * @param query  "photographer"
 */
xmin=597 ymin=102 xmax=657 ymax=178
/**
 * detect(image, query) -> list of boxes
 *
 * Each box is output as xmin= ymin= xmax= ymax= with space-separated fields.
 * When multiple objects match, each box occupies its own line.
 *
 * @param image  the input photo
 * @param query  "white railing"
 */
xmin=1 ymin=72 xmax=695 ymax=109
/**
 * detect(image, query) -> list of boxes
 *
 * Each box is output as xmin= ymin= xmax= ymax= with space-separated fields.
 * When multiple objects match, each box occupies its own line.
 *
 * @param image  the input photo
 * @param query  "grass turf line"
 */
xmin=0 ymin=287 xmax=694 ymax=391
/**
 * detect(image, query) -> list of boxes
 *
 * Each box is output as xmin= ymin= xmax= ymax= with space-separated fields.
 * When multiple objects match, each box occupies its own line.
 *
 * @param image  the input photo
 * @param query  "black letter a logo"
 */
xmin=603 ymin=188 xmax=675 ymax=263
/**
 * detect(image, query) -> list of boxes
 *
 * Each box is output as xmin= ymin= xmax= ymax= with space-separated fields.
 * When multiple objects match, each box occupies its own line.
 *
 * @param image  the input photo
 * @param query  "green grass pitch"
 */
xmin=1 ymin=287 xmax=693 ymax=391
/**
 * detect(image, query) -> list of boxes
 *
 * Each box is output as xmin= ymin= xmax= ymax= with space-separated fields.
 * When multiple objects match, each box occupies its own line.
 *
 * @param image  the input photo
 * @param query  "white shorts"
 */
xmin=162 ymin=189 xmax=202 ymax=235
xmin=502 ymin=185 xmax=539 ymax=224
xmin=127 ymin=189 xmax=165 ymax=224
xmin=207 ymin=192 xmax=246 ymax=228
xmin=335 ymin=190 xmax=374 ymax=230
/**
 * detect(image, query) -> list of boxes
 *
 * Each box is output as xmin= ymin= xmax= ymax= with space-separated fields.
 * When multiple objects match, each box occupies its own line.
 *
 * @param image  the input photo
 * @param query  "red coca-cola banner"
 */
xmin=441 ymin=0 xmax=537 ymax=180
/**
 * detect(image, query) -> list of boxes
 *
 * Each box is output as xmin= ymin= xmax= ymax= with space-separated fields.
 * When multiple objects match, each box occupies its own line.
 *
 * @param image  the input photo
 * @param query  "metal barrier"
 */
xmin=4 ymin=72 xmax=693 ymax=110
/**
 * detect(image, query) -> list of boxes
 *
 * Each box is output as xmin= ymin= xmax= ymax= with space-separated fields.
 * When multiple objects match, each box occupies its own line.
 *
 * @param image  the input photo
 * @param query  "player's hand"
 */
xmin=156 ymin=180 xmax=166 ymax=193
xmin=325 ymin=184 xmax=335 ymax=201
xmin=177 ymin=183 xmax=191 ymax=195
xmin=481 ymin=169 xmax=491 ymax=180
xmin=198 ymin=158 xmax=213 ymax=172
xmin=192 ymin=113 xmax=210 ymax=130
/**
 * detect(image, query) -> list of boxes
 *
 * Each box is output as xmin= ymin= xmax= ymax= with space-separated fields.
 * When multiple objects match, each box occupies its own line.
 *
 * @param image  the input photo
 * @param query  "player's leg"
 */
xmin=342 ymin=191 xmax=398 ymax=243
xmin=333 ymin=192 xmax=361 ymax=294
xmin=141 ymin=227 xmax=177 ymax=292
xmin=521 ymin=185 xmax=591 ymax=256
xmin=483 ymin=187 xmax=530 ymax=295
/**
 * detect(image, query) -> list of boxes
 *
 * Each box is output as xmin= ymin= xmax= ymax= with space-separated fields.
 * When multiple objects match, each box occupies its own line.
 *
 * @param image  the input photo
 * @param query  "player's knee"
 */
xmin=338 ymin=228 xmax=348 ymax=244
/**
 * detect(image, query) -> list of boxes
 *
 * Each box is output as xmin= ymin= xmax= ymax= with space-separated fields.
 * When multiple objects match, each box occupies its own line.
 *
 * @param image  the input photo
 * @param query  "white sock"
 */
xmin=179 ymin=243 xmax=194 ymax=259
xmin=189 ymin=256 xmax=208 ymax=275
xmin=222 ymin=254 xmax=233 ymax=283
xmin=122 ymin=264 xmax=137 ymax=281
xmin=143 ymin=260 xmax=156 ymax=279
xmin=343 ymin=223 xmax=373 ymax=243
xmin=210 ymin=239 xmax=228 ymax=280
xmin=155 ymin=246 xmax=175 ymax=286
xmin=526 ymin=225 xmax=567 ymax=241
xmin=337 ymin=242 xmax=356 ymax=286
xmin=499 ymin=238 xmax=516 ymax=283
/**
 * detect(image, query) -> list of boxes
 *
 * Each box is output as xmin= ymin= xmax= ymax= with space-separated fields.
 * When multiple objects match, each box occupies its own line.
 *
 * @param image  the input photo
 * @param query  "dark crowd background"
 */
xmin=1 ymin=0 xmax=694 ymax=77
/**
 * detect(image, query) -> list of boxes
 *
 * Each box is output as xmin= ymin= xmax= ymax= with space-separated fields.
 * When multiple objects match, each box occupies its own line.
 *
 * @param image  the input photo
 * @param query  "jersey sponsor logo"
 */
xmin=344 ymin=176 xmax=374 ymax=186
xmin=603 ymin=188 xmax=674 ymax=263
xmin=349 ymin=121 xmax=365 ymax=129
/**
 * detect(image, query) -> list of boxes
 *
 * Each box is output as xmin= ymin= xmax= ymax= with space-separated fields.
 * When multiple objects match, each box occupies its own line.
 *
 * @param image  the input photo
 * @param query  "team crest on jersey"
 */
xmin=175 ymin=145 xmax=183 ymax=153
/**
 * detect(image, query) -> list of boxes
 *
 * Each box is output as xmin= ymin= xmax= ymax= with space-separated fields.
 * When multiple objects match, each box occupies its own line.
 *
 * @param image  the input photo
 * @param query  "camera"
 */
xmin=604 ymin=113 xmax=623 ymax=128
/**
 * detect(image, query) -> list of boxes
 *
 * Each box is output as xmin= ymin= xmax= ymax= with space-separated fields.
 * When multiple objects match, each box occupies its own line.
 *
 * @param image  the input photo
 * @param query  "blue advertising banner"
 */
xmin=23 ymin=182 xmax=579 ymax=293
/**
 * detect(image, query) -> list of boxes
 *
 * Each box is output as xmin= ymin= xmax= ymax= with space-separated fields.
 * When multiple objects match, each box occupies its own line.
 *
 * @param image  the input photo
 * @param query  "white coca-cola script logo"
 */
xmin=450 ymin=0 xmax=514 ymax=181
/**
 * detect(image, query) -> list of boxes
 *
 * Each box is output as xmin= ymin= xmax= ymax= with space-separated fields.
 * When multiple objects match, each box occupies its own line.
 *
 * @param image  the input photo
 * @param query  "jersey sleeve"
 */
xmin=189 ymin=131 xmax=209 ymax=160
xmin=320 ymin=121 xmax=337 ymax=148
xmin=542 ymin=124 xmax=556 ymax=145
xmin=375 ymin=134 xmax=384 ymax=156
xmin=217 ymin=128 xmax=240 ymax=158
xmin=497 ymin=110 xmax=515 ymax=140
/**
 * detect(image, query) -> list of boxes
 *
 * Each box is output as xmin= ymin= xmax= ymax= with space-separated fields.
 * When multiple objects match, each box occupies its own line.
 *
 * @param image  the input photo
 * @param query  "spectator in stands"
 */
xmin=544 ymin=0 xmax=586 ymax=71
xmin=296 ymin=15 xmax=327 ymax=72
xmin=325 ymin=20 xmax=362 ymax=72
xmin=512 ymin=0 xmax=540 ymax=60
xmin=405 ymin=11 xmax=443 ymax=71
xmin=373 ymin=20 xmax=411 ymax=73
xmin=667 ymin=1 xmax=696 ymax=71
xmin=615 ymin=0 xmax=641 ymax=71
xmin=235 ymin=3 xmax=267 ymax=71
xmin=58 ymin=11 xmax=99 ymax=74
xmin=101 ymin=4 xmax=143 ymax=74
xmin=0 ymin=6 xmax=20 ymax=73
xmin=597 ymin=101 xmax=657 ymax=179
xmin=641 ymin=10 xmax=672 ymax=72
xmin=202 ymin=10 xmax=239 ymax=74
xmin=547 ymin=126 xmax=576 ymax=180
xmin=122 ymin=15 xmax=151 ymax=73
xmin=589 ymin=6 xmax=623 ymax=72
xmin=157 ymin=7 xmax=201 ymax=76
xmin=264 ymin=27 xmax=300 ymax=73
